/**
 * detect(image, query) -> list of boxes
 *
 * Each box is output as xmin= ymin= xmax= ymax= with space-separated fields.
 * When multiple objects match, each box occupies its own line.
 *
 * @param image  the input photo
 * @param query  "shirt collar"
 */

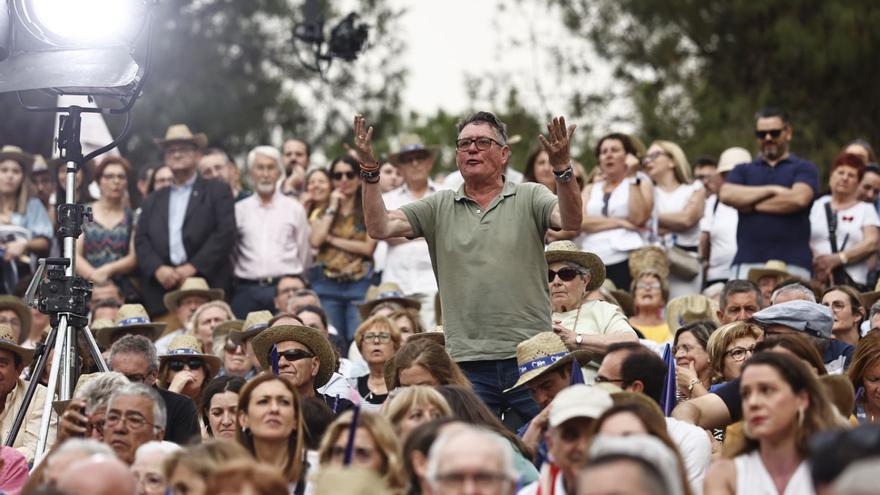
xmin=454 ymin=175 xmax=517 ymax=202
xmin=172 ymin=173 xmax=197 ymax=191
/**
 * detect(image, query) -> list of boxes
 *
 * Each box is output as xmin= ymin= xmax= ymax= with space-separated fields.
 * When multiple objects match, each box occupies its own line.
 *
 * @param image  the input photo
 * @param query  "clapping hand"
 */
xmin=538 ymin=116 xmax=577 ymax=170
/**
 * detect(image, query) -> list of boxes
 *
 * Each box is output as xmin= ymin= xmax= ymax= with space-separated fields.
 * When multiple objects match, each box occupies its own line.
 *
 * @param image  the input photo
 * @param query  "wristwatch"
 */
xmin=575 ymin=333 xmax=583 ymax=346
xmin=687 ymin=378 xmax=700 ymax=393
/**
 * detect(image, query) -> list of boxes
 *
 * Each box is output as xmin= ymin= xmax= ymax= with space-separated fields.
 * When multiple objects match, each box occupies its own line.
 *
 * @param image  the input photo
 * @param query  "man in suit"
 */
xmin=135 ymin=124 xmax=235 ymax=316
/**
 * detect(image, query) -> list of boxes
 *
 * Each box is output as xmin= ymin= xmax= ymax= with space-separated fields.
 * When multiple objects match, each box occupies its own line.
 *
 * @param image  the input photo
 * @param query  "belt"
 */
xmin=235 ymin=276 xmax=281 ymax=287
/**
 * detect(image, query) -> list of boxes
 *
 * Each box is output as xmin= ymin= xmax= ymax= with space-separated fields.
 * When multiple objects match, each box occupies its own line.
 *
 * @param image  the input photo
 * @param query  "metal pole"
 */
xmin=34 ymin=315 xmax=68 ymax=462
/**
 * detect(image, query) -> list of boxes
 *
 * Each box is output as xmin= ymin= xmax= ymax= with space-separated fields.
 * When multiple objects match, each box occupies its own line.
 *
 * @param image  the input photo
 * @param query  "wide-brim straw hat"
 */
xmin=747 ymin=260 xmax=790 ymax=285
xmin=629 ymin=246 xmax=670 ymax=280
xmin=227 ymin=310 xmax=273 ymax=344
xmin=214 ymin=319 xmax=243 ymax=342
xmin=0 ymin=296 xmax=32 ymax=344
xmin=153 ymin=124 xmax=208 ymax=150
xmin=665 ymin=294 xmax=719 ymax=331
xmin=860 ymin=279 xmax=880 ymax=309
xmin=0 ymin=323 xmax=33 ymax=368
xmin=545 ymin=241 xmax=606 ymax=291
xmin=159 ymin=334 xmax=222 ymax=379
xmin=250 ymin=325 xmax=335 ymax=388
xmin=357 ymin=282 xmax=421 ymax=320
xmin=163 ymin=277 xmax=224 ymax=314
xmin=506 ymin=332 xmax=594 ymax=392
xmin=387 ymin=134 xmax=438 ymax=165
xmin=94 ymin=304 xmax=166 ymax=350
xmin=0 ymin=146 xmax=34 ymax=174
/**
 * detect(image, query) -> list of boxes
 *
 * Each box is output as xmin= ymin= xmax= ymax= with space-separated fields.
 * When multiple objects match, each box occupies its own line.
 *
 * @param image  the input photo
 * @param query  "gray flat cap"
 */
xmin=750 ymin=300 xmax=833 ymax=339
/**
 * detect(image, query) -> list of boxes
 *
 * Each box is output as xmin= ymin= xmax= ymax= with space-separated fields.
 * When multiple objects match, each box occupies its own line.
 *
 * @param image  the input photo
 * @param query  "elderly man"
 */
xmin=545 ymin=241 xmax=637 ymax=381
xmin=44 ymin=439 xmax=116 ymax=485
xmin=232 ymin=146 xmax=311 ymax=318
xmin=57 ymin=372 xmax=130 ymax=443
xmin=102 ymin=382 xmax=166 ymax=465
xmin=0 ymin=324 xmax=53 ymax=463
xmin=135 ymin=124 xmax=235 ymax=317
xmin=199 ymin=147 xmax=250 ymax=202
xmin=717 ymin=279 xmax=762 ymax=324
xmin=579 ymin=435 xmax=684 ymax=495
xmin=427 ymin=425 xmax=519 ymax=495
xmin=281 ymin=138 xmax=311 ymax=195
xmin=109 ymin=335 xmax=199 ymax=444
xmin=154 ymin=277 xmax=224 ymax=353
xmin=58 ymin=455 xmax=137 ymax=495
xmin=353 ymin=112 xmax=582 ymax=419
xmin=518 ymin=385 xmax=613 ymax=495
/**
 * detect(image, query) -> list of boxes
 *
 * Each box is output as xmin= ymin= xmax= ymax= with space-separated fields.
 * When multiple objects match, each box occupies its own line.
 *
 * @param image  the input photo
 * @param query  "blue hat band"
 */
xmin=119 ymin=316 xmax=150 ymax=326
xmin=167 ymin=348 xmax=199 ymax=356
xmin=518 ymin=351 xmax=568 ymax=376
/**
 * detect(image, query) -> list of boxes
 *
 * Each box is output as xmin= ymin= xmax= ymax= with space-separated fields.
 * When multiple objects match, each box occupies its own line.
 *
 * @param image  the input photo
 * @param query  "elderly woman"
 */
xmin=388 ymin=308 xmax=425 ymax=343
xmin=672 ymin=321 xmax=715 ymax=401
xmin=810 ymin=153 xmax=880 ymax=290
xmin=848 ymin=332 xmax=880 ymax=424
xmin=132 ymin=441 xmax=181 ymax=495
xmin=545 ymin=241 xmax=637 ymax=380
xmin=158 ymin=335 xmax=222 ymax=404
xmin=188 ymin=300 xmax=235 ymax=356
xmin=628 ymin=270 xmax=671 ymax=343
xmin=706 ymin=322 xmax=763 ymax=385
xmin=354 ymin=315 xmax=402 ymax=409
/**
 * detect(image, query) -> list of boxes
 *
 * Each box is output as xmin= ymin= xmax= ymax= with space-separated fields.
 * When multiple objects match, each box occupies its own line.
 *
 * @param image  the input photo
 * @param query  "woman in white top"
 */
xmin=580 ymin=133 xmax=653 ymax=289
xmin=704 ymin=352 xmax=843 ymax=495
xmin=644 ymin=140 xmax=706 ymax=298
xmin=810 ymin=153 xmax=880 ymax=290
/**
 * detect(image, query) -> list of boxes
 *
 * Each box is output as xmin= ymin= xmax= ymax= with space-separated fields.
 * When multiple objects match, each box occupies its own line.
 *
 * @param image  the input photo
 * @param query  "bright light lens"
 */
xmin=27 ymin=0 xmax=141 ymax=46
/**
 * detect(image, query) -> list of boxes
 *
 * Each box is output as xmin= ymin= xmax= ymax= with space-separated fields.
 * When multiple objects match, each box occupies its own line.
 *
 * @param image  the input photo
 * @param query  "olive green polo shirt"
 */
xmin=399 ymin=178 xmax=557 ymax=362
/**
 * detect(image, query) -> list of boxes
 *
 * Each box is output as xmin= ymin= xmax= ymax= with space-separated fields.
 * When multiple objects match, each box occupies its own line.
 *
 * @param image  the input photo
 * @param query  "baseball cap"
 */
xmin=549 ymin=384 xmax=613 ymax=428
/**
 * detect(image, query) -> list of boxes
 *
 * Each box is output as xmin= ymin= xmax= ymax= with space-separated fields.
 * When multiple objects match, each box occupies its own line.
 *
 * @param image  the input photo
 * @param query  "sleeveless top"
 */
xmin=83 ymin=207 xmax=137 ymax=298
xmin=734 ymin=451 xmax=814 ymax=495
xmin=653 ymin=181 xmax=703 ymax=248
xmin=578 ymin=176 xmax=647 ymax=265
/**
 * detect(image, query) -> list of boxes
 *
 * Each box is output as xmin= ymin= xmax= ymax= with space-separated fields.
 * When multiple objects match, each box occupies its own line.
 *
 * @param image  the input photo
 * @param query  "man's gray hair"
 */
xmin=108 ymin=383 xmax=167 ymax=430
xmin=109 ymin=335 xmax=159 ymax=375
xmin=457 ymin=111 xmax=508 ymax=145
xmin=720 ymin=279 xmax=763 ymax=310
xmin=76 ymin=372 xmax=130 ymax=415
xmin=246 ymin=145 xmax=286 ymax=177
xmin=134 ymin=441 xmax=181 ymax=462
xmin=770 ymin=283 xmax=816 ymax=304
xmin=426 ymin=426 xmax=517 ymax=491
xmin=52 ymin=438 xmax=115 ymax=459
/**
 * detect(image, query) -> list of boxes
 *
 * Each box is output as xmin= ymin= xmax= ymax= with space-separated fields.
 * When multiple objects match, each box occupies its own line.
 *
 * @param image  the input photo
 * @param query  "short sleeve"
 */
xmin=793 ymin=160 xmax=820 ymax=195
xmin=724 ymin=163 xmax=746 ymax=185
xmin=863 ymin=203 xmax=880 ymax=227
xmin=24 ymin=198 xmax=53 ymax=239
xmin=531 ymin=184 xmax=558 ymax=231
xmin=399 ymin=193 xmax=439 ymax=239
xmin=714 ymin=377 xmax=742 ymax=423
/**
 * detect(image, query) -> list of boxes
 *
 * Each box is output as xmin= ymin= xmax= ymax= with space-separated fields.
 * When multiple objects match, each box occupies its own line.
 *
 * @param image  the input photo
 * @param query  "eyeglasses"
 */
xmin=642 ymin=151 xmax=669 ymax=165
xmin=332 ymin=171 xmax=357 ymax=180
xmin=164 ymin=145 xmax=197 ymax=156
xmin=724 ymin=345 xmax=756 ymax=362
xmin=0 ymin=316 xmax=21 ymax=328
xmin=225 ymin=341 xmax=244 ymax=353
xmin=755 ymin=129 xmax=784 ymax=139
xmin=88 ymin=418 xmax=106 ymax=437
xmin=278 ymin=349 xmax=314 ymax=362
xmin=636 ymin=282 xmax=661 ymax=290
xmin=105 ymin=411 xmax=157 ymax=432
xmin=134 ymin=472 xmax=165 ymax=492
xmin=594 ymin=375 xmax=627 ymax=385
xmin=673 ymin=344 xmax=696 ymax=355
xmin=123 ymin=373 xmax=149 ymax=384
xmin=548 ymin=268 xmax=582 ymax=283
xmin=825 ymin=300 xmax=849 ymax=312
xmin=362 ymin=332 xmax=392 ymax=343
xmin=167 ymin=358 xmax=205 ymax=372
xmin=434 ymin=471 xmax=511 ymax=489
xmin=455 ymin=137 xmax=504 ymax=152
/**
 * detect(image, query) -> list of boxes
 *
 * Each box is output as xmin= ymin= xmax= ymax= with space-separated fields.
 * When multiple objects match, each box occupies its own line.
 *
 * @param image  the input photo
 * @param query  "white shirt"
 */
xmin=701 ymin=194 xmax=739 ymax=281
xmin=578 ymin=174 xmax=648 ymax=265
xmin=234 ymin=191 xmax=311 ymax=279
xmin=553 ymin=300 xmax=636 ymax=382
xmin=666 ymin=417 xmax=711 ymax=495
xmin=654 ymin=181 xmax=703 ymax=248
xmin=809 ymin=195 xmax=880 ymax=285
xmin=734 ymin=451 xmax=814 ymax=495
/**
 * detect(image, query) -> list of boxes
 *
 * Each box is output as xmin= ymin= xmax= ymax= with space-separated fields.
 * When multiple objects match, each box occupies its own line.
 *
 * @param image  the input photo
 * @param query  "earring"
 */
xmin=797 ymin=407 xmax=805 ymax=428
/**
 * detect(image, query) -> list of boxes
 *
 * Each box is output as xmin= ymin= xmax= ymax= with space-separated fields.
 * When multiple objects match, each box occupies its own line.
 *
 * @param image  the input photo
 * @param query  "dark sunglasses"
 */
xmin=167 ymin=358 xmax=205 ymax=372
xmin=278 ymin=349 xmax=314 ymax=362
xmin=225 ymin=341 xmax=244 ymax=353
xmin=548 ymin=268 xmax=582 ymax=283
xmin=754 ymin=129 xmax=784 ymax=139
xmin=332 ymin=171 xmax=357 ymax=180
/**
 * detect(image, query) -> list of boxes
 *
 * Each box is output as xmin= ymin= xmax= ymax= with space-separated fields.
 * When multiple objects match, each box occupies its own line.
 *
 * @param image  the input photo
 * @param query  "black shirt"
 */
xmin=356 ymin=375 xmax=388 ymax=406
xmin=156 ymin=387 xmax=201 ymax=445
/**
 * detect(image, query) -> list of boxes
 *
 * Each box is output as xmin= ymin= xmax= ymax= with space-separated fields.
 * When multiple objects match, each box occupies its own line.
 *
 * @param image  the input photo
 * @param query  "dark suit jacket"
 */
xmin=135 ymin=176 xmax=235 ymax=315
xmin=156 ymin=386 xmax=201 ymax=445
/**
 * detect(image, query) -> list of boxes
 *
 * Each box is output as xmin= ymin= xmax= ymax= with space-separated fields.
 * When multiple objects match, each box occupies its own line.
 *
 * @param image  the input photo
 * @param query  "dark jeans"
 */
xmin=459 ymin=358 xmax=540 ymax=430
xmin=230 ymin=282 xmax=276 ymax=319
xmin=309 ymin=265 xmax=372 ymax=348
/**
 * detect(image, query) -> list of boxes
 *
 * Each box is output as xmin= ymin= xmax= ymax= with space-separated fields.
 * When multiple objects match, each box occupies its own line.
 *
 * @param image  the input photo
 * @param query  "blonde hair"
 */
xmin=185 ymin=300 xmax=235 ymax=358
xmin=706 ymin=322 xmax=763 ymax=382
xmin=381 ymin=386 xmax=452 ymax=433
xmin=355 ymin=315 xmax=402 ymax=354
xmin=652 ymin=140 xmax=692 ymax=184
xmin=163 ymin=440 xmax=251 ymax=480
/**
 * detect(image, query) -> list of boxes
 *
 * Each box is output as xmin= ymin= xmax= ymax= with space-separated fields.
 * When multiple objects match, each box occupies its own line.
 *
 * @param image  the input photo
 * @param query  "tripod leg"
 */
xmin=35 ymin=315 xmax=70 ymax=462
xmin=81 ymin=325 xmax=108 ymax=372
xmin=3 ymin=323 xmax=58 ymax=448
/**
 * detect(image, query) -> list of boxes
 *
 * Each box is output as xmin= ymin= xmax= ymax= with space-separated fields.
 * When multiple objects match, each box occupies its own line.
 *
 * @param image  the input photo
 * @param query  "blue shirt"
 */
xmin=725 ymin=154 xmax=819 ymax=270
xmin=168 ymin=174 xmax=196 ymax=265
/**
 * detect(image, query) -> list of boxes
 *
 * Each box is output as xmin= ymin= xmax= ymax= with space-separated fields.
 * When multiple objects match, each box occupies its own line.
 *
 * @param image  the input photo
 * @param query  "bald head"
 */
xmin=57 ymin=455 xmax=136 ymax=495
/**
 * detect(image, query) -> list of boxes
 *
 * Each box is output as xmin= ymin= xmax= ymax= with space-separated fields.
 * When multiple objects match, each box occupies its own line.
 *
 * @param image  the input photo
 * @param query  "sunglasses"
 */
xmin=167 ymin=359 xmax=205 ymax=372
xmin=754 ymin=129 xmax=784 ymax=139
xmin=278 ymin=349 xmax=314 ymax=362
xmin=548 ymin=268 xmax=582 ymax=283
xmin=225 ymin=341 xmax=244 ymax=353
xmin=332 ymin=171 xmax=357 ymax=180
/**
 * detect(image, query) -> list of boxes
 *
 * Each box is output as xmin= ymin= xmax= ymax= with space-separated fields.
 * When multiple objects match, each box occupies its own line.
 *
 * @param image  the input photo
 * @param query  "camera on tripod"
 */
xmin=35 ymin=258 xmax=91 ymax=328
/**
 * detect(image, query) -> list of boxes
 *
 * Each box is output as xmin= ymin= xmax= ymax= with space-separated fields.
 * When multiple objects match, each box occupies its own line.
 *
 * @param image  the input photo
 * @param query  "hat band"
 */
xmin=376 ymin=291 xmax=405 ymax=299
xmin=400 ymin=144 xmax=427 ymax=153
xmin=0 ymin=337 xmax=18 ymax=347
xmin=167 ymin=348 xmax=199 ymax=356
xmin=118 ymin=316 xmax=150 ymax=326
xmin=244 ymin=323 xmax=268 ymax=333
xmin=518 ymin=351 xmax=568 ymax=376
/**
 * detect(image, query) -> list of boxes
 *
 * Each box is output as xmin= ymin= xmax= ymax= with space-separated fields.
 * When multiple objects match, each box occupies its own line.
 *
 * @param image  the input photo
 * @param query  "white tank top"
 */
xmin=734 ymin=451 xmax=815 ymax=495
xmin=578 ymin=176 xmax=646 ymax=265
xmin=653 ymin=181 xmax=703 ymax=248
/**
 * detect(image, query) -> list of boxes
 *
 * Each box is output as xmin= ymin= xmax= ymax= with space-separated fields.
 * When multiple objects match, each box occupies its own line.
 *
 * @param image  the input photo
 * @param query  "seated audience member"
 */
xmin=205 ymin=460 xmax=290 ymax=495
xmin=706 ymin=321 xmax=763 ymax=385
xmin=857 ymin=162 xmax=880 ymax=205
xmin=164 ymin=440 xmax=253 ymax=495
xmin=90 ymin=279 xmax=125 ymax=307
xmin=273 ymin=275 xmax=309 ymax=313
xmin=37 ymin=438 xmax=114 ymax=489
xmin=236 ymin=373 xmax=308 ymax=491
xmin=808 ymin=425 xmax=880 ymax=493
xmin=90 ymin=298 xmax=121 ymax=325
xmin=0 ymin=296 xmax=32 ymax=345
xmin=385 ymin=338 xmax=470 ymax=389
xmin=317 ymin=410 xmax=407 ymax=493
xmin=848 ymin=332 xmax=880 ymax=424
xmin=349 ymin=283 xmax=422 ymax=363
xmin=353 ymin=315 xmax=402 ymax=409
xmin=545 ymin=241 xmax=637 ymax=380
xmin=109 ymin=334 xmax=200 ymax=444
xmin=157 ymin=334 xmax=222 ymax=404
xmin=382 ymin=385 xmax=452 ymax=439
xmin=295 ymin=304 xmax=347 ymax=360
xmin=769 ymin=280 xmax=816 ymax=305
xmin=57 ymin=371 xmax=129 ymax=443
xmin=402 ymin=418 xmax=460 ymax=495
xmin=93 ymin=303 xmax=165 ymax=351
xmin=132 ymin=441 xmax=182 ymax=495
xmin=57 ymin=455 xmax=137 ymax=495
xmin=716 ymin=279 xmax=763 ymax=324
xmin=425 ymin=426 xmax=519 ymax=495
xmin=154 ymin=277 xmax=225 ymax=353
xmin=747 ymin=260 xmax=790 ymax=305
xmin=202 ymin=376 xmax=246 ymax=439
xmin=628 ymin=270 xmax=672 ymax=343
xmin=187 ymin=300 xmax=235 ymax=355
xmin=103 ymin=382 xmax=167 ymax=464
xmin=388 ymin=308 xmax=425 ymax=343
xmin=672 ymin=321 xmax=715 ymax=401
xmin=579 ymin=434 xmax=685 ymax=495
xmin=222 ymin=310 xmax=274 ymax=379
xmin=821 ymin=285 xmax=865 ymax=348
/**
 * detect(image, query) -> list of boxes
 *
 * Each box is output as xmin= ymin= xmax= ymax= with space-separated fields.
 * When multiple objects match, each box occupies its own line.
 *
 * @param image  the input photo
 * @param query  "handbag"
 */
xmin=824 ymin=202 xmax=866 ymax=291
xmin=667 ymin=244 xmax=701 ymax=281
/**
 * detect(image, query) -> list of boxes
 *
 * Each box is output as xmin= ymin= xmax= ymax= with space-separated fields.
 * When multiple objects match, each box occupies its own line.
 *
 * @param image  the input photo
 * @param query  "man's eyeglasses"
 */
xmin=164 ymin=145 xmax=197 ymax=156
xmin=455 ymin=137 xmax=503 ymax=152
xmin=434 ymin=471 xmax=511 ymax=489
xmin=362 ymin=332 xmax=392 ymax=343
xmin=0 ymin=317 xmax=21 ymax=328
xmin=594 ymin=375 xmax=628 ymax=385
xmin=755 ymin=129 xmax=784 ymax=139
xmin=332 ymin=171 xmax=357 ymax=180
xmin=105 ymin=411 xmax=157 ymax=432
xmin=123 ymin=373 xmax=149 ymax=384
xmin=278 ymin=349 xmax=314 ymax=362
xmin=548 ymin=268 xmax=582 ymax=283
xmin=399 ymin=152 xmax=430 ymax=164
xmin=167 ymin=359 xmax=205 ymax=372
xmin=723 ymin=345 xmax=756 ymax=362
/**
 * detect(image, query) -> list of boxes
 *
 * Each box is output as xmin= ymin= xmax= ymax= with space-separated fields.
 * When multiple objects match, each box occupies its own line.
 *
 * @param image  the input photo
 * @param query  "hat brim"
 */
xmin=163 ymin=289 xmax=225 ymax=313
xmin=0 ymin=297 xmax=33 ymax=344
xmin=214 ymin=320 xmax=243 ymax=340
xmin=94 ymin=324 xmax=166 ymax=350
xmin=0 ymin=341 xmax=33 ymax=368
xmin=154 ymin=134 xmax=209 ymax=150
xmin=545 ymin=251 xmax=606 ymax=291
xmin=357 ymin=297 xmax=421 ymax=321
xmin=388 ymin=146 xmax=439 ymax=165
xmin=227 ymin=325 xmax=268 ymax=345
xmin=250 ymin=325 xmax=335 ymax=388
xmin=52 ymin=399 xmax=72 ymax=417
xmin=747 ymin=268 xmax=789 ymax=285
xmin=505 ymin=350 xmax=594 ymax=392
xmin=0 ymin=151 xmax=34 ymax=172
xmin=160 ymin=353 xmax=222 ymax=379
xmin=861 ymin=290 xmax=880 ymax=309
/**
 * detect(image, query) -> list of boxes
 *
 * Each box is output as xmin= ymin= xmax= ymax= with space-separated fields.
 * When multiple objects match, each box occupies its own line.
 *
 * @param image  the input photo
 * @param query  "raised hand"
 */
xmin=538 ymin=116 xmax=577 ymax=170
xmin=351 ymin=114 xmax=378 ymax=168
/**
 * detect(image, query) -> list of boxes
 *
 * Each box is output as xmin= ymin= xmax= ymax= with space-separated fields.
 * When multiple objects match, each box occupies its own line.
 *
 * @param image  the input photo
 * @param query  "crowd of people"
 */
xmin=0 ymin=106 xmax=877 ymax=494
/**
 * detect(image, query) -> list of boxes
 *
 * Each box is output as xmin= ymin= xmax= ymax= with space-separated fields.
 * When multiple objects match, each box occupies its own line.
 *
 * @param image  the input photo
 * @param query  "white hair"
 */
xmin=426 ymin=426 xmax=517 ymax=491
xmin=246 ymin=145 xmax=286 ymax=177
xmin=76 ymin=372 xmax=130 ymax=415
xmin=52 ymin=438 xmax=115 ymax=458
xmin=108 ymin=383 xmax=167 ymax=430
xmin=134 ymin=441 xmax=181 ymax=462
xmin=770 ymin=283 xmax=816 ymax=304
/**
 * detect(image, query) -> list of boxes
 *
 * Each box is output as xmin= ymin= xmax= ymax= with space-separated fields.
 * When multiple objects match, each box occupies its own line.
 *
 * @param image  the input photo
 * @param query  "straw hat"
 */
xmin=357 ymin=283 xmax=421 ymax=320
xmin=0 ymin=145 xmax=34 ymax=173
xmin=0 ymin=323 xmax=34 ymax=368
xmin=665 ymin=294 xmax=719 ymax=331
xmin=747 ymin=260 xmax=790 ymax=285
xmin=227 ymin=310 xmax=273 ymax=344
xmin=387 ymin=134 xmax=438 ymax=165
xmin=94 ymin=304 xmax=166 ymax=350
xmin=90 ymin=319 xmax=114 ymax=331
xmin=629 ymin=246 xmax=670 ymax=280
xmin=717 ymin=147 xmax=752 ymax=174
xmin=31 ymin=154 xmax=48 ymax=174
xmin=860 ymin=279 xmax=880 ymax=309
xmin=506 ymin=332 xmax=594 ymax=392
xmin=153 ymin=124 xmax=208 ymax=150
xmin=214 ymin=319 xmax=243 ymax=342
xmin=0 ymin=296 xmax=32 ymax=344
xmin=163 ymin=277 xmax=224 ymax=314
xmin=545 ymin=241 xmax=606 ymax=291
xmin=160 ymin=334 xmax=222 ymax=379
xmin=250 ymin=325 xmax=335 ymax=387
